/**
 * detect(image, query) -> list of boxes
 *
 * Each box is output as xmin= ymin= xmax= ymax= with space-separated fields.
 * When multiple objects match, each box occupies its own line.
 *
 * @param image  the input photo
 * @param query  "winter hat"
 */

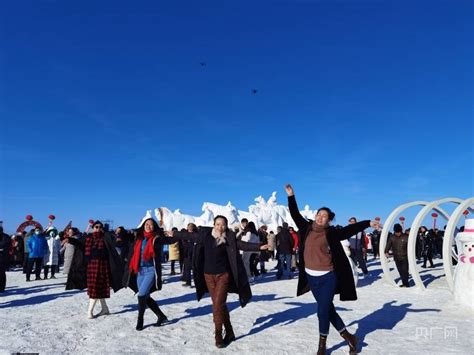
xmin=45 ymin=226 xmax=58 ymax=235
xmin=393 ymin=223 xmax=403 ymax=233
xmin=137 ymin=210 xmax=157 ymax=229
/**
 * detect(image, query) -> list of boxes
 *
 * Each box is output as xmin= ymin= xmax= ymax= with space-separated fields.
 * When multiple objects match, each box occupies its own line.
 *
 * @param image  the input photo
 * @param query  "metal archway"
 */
xmin=407 ymin=198 xmax=462 ymax=290
xmin=443 ymin=197 xmax=474 ymax=291
xmin=379 ymin=201 xmax=428 ymax=287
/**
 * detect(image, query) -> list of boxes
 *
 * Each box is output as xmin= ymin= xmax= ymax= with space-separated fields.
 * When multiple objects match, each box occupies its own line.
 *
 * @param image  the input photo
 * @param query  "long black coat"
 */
xmin=65 ymin=236 xmax=87 ymax=290
xmin=0 ymin=233 xmax=10 ymax=269
xmin=288 ymin=195 xmax=370 ymax=301
xmin=176 ymin=227 xmax=261 ymax=308
xmin=122 ymin=232 xmax=180 ymax=294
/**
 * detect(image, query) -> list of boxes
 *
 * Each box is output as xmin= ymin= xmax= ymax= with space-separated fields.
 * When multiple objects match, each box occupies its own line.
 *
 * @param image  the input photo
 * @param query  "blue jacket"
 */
xmin=28 ymin=234 xmax=49 ymax=258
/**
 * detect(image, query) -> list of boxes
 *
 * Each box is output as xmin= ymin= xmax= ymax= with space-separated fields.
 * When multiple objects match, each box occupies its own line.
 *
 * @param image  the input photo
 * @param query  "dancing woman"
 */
xmin=173 ymin=215 xmax=268 ymax=348
xmin=123 ymin=213 xmax=182 ymax=331
xmin=285 ymin=184 xmax=379 ymax=355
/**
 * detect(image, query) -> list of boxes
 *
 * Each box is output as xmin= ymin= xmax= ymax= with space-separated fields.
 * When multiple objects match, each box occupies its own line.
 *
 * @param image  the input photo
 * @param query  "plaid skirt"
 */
xmin=87 ymin=258 xmax=111 ymax=299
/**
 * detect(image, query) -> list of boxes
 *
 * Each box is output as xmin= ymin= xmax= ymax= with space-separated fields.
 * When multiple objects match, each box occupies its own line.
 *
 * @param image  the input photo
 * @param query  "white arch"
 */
xmin=379 ymin=201 xmax=428 ymax=287
xmin=443 ymin=197 xmax=474 ymax=291
xmin=408 ymin=198 xmax=463 ymax=290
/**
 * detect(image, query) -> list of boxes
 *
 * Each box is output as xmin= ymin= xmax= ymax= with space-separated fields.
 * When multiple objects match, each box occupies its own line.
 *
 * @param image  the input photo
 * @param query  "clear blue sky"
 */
xmin=1 ymin=0 xmax=473 ymax=233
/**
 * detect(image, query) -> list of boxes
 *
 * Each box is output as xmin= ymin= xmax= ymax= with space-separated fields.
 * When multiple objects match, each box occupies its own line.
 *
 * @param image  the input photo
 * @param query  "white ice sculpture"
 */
xmin=201 ymin=202 xmax=240 ymax=227
xmin=301 ymin=205 xmax=316 ymax=220
xmin=453 ymin=219 xmax=474 ymax=310
xmin=380 ymin=197 xmax=474 ymax=291
xmin=143 ymin=192 xmax=316 ymax=232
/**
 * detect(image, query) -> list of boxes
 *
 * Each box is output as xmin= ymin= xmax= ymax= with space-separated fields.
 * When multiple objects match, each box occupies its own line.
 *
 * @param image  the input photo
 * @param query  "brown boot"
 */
xmin=340 ymin=329 xmax=358 ymax=354
xmin=317 ymin=335 xmax=327 ymax=355
xmin=215 ymin=329 xmax=224 ymax=348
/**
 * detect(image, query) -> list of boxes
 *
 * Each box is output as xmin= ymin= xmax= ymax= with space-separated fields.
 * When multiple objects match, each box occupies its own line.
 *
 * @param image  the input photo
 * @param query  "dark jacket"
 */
xmin=65 ymin=235 xmax=87 ymax=290
xmin=288 ymin=195 xmax=370 ymax=301
xmin=176 ymin=227 xmax=261 ymax=308
xmin=276 ymin=228 xmax=294 ymax=254
xmin=385 ymin=233 xmax=409 ymax=260
xmin=0 ymin=233 xmax=10 ymax=269
xmin=122 ymin=231 xmax=180 ymax=294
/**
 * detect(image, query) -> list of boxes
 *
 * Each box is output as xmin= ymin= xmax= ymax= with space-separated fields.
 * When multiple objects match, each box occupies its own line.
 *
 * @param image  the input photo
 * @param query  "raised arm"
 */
xmin=285 ymin=184 xmax=310 ymax=231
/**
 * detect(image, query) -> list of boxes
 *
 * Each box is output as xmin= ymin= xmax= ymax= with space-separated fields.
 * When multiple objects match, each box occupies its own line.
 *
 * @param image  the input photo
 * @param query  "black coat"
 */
xmin=122 ymin=232 xmax=180 ymax=294
xmin=288 ymin=195 xmax=370 ymax=301
xmin=176 ymin=227 xmax=261 ymax=308
xmin=65 ymin=236 xmax=87 ymax=290
xmin=0 ymin=233 xmax=10 ymax=269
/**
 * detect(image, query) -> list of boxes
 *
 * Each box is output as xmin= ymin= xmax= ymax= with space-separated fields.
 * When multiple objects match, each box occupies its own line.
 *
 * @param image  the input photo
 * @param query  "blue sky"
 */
xmin=1 ymin=0 xmax=473 ymax=233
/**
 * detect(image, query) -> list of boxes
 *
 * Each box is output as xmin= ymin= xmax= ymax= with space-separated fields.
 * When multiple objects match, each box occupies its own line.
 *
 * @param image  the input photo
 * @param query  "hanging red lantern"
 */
xmin=88 ymin=219 xmax=94 ymax=225
xmin=431 ymin=213 xmax=438 ymax=218
xmin=26 ymin=215 xmax=33 ymax=221
xmin=48 ymin=214 xmax=56 ymax=220
xmin=375 ymin=217 xmax=381 ymax=221
xmin=399 ymin=216 xmax=405 ymax=221
xmin=463 ymin=210 xmax=469 ymax=216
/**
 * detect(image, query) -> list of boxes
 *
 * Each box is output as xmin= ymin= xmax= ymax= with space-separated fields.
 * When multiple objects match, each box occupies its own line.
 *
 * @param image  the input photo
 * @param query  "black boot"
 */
xmin=146 ymin=297 xmax=168 ymax=326
xmin=340 ymin=329 xmax=358 ymax=355
xmin=136 ymin=296 xmax=147 ymax=331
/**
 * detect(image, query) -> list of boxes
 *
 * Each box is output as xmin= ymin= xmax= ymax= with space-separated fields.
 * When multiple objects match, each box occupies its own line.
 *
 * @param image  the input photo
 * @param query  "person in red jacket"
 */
xmin=289 ymin=227 xmax=299 ymax=272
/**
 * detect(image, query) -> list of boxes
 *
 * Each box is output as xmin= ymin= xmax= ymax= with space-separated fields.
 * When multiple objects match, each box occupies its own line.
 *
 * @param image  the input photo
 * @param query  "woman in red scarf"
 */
xmin=124 ymin=214 xmax=180 ymax=331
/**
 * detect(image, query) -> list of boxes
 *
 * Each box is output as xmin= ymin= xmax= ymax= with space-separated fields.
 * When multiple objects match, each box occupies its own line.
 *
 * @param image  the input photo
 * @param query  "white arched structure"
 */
xmin=408 ymin=198 xmax=462 ymax=290
xmin=381 ymin=197 xmax=474 ymax=290
xmin=379 ymin=201 xmax=428 ymax=287
xmin=443 ymin=197 xmax=474 ymax=291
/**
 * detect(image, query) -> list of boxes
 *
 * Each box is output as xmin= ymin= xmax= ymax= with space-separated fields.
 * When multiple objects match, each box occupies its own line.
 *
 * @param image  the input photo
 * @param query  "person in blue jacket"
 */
xmin=26 ymin=227 xmax=49 ymax=281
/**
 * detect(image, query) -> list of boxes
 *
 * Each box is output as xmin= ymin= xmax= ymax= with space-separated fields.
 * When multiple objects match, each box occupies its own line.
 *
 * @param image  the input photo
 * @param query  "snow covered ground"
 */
xmin=1 ymin=258 xmax=472 ymax=354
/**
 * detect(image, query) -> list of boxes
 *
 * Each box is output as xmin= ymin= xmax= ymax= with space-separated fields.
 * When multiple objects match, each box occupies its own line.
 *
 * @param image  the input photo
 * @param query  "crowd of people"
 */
xmin=0 ymin=184 xmax=449 ymax=353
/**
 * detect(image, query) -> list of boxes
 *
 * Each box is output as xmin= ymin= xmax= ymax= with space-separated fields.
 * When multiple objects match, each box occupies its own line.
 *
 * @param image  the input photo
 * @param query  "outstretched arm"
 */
xmin=237 ymin=239 xmax=267 ymax=252
xmin=333 ymin=221 xmax=371 ymax=241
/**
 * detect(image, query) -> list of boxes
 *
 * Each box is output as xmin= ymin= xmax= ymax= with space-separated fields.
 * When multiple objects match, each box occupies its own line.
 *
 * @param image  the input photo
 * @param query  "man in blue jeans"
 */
xmin=276 ymin=223 xmax=294 ymax=279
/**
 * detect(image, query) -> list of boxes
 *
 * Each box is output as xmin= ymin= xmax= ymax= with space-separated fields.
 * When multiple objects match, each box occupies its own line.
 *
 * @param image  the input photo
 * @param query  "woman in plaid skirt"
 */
xmin=85 ymin=221 xmax=123 ymax=319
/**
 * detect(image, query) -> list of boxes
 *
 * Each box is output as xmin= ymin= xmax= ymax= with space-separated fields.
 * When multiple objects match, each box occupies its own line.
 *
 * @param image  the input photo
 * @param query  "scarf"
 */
xmin=129 ymin=231 xmax=156 ymax=275
xmin=211 ymin=228 xmax=227 ymax=246
xmin=311 ymin=222 xmax=328 ymax=235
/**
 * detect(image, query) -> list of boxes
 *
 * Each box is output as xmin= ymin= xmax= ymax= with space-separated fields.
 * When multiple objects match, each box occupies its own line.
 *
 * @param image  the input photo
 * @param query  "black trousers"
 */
xmin=44 ymin=265 xmax=56 ymax=278
xmin=395 ymin=259 xmax=409 ymax=286
xmin=350 ymin=248 xmax=368 ymax=274
xmin=182 ymin=256 xmax=192 ymax=285
xmin=0 ymin=266 xmax=6 ymax=292
xmin=23 ymin=253 xmax=29 ymax=273
xmin=26 ymin=258 xmax=43 ymax=280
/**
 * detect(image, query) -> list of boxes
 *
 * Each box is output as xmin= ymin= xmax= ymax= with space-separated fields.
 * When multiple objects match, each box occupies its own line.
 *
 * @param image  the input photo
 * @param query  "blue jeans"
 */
xmin=137 ymin=266 xmax=156 ymax=296
xmin=307 ymin=271 xmax=346 ymax=336
xmin=277 ymin=253 xmax=292 ymax=279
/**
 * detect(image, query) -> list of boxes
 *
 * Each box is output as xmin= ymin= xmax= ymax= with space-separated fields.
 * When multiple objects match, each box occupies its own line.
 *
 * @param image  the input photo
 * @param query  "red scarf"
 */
xmin=129 ymin=231 xmax=156 ymax=275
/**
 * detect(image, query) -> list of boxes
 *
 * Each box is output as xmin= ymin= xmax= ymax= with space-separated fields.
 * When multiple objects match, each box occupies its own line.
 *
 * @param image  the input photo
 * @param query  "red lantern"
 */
xmin=26 ymin=215 xmax=33 ymax=221
xmin=431 ymin=212 xmax=438 ymax=229
xmin=88 ymin=219 xmax=94 ymax=225
xmin=48 ymin=214 xmax=56 ymax=220
xmin=375 ymin=217 xmax=381 ymax=221
xmin=464 ymin=210 xmax=469 ymax=216
xmin=431 ymin=213 xmax=438 ymax=218
xmin=399 ymin=216 xmax=405 ymax=221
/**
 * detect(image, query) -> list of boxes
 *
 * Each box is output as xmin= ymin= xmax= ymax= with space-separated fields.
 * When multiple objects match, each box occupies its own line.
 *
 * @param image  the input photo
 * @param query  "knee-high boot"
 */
xmin=136 ymin=296 xmax=147 ymax=331
xmin=146 ymin=297 xmax=168 ymax=326
xmin=87 ymin=299 xmax=97 ymax=319
xmin=98 ymin=299 xmax=110 ymax=316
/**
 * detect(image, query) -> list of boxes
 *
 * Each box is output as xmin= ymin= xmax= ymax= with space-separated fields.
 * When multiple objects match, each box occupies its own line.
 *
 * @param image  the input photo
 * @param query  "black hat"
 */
xmin=394 ymin=223 xmax=403 ymax=233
